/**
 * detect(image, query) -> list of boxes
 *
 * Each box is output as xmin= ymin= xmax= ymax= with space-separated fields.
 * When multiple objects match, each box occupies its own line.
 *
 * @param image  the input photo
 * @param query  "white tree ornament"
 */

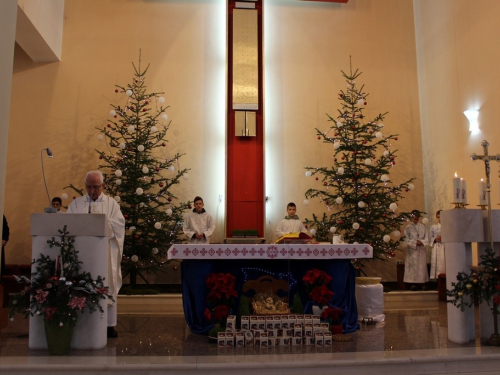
xmin=115 ymin=170 xmax=123 ymax=177
xmin=352 ymin=223 xmax=360 ymax=230
xmin=389 ymin=203 xmax=398 ymax=211
xmin=154 ymin=222 xmax=162 ymax=229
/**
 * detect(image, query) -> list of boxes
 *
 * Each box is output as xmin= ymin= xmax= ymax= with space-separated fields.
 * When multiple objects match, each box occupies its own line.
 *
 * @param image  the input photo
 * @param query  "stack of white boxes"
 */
xmin=217 ymin=314 xmax=334 ymax=347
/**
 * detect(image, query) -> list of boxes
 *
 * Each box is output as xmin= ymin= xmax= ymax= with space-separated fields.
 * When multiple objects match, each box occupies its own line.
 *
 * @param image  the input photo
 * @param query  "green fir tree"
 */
xmin=67 ymin=58 xmax=190 ymax=285
xmin=304 ymin=62 xmax=415 ymax=267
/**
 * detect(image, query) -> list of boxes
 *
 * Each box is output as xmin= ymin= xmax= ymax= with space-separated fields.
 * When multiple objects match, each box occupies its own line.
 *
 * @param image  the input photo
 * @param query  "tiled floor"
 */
xmin=0 ymin=300 xmax=481 ymax=357
xmin=2 ymin=297 xmax=500 ymax=374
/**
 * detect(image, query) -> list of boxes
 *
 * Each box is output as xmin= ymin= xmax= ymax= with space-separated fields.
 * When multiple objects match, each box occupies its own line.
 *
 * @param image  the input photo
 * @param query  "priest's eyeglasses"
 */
xmin=85 ymin=184 xmax=102 ymax=190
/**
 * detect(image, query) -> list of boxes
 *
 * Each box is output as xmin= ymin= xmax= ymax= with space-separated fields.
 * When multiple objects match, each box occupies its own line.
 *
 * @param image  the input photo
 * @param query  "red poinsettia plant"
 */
xmin=303 ymin=268 xmax=334 ymax=308
xmin=320 ymin=306 xmax=344 ymax=326
xmin=204 ymin=272 xmax=238 ymax=327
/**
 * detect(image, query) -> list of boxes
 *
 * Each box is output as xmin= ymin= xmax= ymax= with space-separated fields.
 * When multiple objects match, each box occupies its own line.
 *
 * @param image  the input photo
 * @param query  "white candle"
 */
xmin=453 ymin=173 xmax=462 ymax=203
xmin=479 ymin=179 xmax=488 ymax=205
xmin=461 ymin=178 xmax=467 ymax=205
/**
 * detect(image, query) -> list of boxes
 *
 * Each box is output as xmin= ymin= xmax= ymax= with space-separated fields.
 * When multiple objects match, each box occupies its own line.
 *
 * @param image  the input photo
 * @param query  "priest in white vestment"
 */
xmin=183 ymin=196 xmax=215 ymax=244
xmin=66 ymin=170 xmax=125 ymax=338
xmin=404 ymin=210 xmax=429 ymax=291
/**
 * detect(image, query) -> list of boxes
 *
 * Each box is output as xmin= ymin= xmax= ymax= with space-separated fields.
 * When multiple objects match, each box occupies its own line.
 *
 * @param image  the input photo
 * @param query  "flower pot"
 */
xmin=44 ymin=321 xmax=74 ymax=355
xmin=312 ymin=305 xmax=328 ymax=316
xmin=331 ymin=324 xmax=343 ymax=335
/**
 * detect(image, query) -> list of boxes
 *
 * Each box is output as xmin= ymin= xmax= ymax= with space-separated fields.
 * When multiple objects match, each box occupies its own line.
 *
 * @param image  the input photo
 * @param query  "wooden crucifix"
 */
xmin=470 ymin=140 xmax=500 ymax=251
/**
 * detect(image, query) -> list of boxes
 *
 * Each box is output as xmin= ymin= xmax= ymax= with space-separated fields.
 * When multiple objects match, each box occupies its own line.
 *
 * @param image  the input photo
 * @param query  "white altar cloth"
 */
xmin=167 ymin=243 xmax=373 ymax=260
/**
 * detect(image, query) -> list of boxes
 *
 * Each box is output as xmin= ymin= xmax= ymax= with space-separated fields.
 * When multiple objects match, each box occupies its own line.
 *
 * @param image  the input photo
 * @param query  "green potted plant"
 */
xmin=9 ymin=226 xmax=112 ymax=355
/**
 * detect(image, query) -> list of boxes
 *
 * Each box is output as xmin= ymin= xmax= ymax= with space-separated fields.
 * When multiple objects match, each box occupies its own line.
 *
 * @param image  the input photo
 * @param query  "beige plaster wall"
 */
xmin=265 ymin=0 xmax=424 ymax=281
xmin=6 ymin=0 xmax=227 ymax=264
xmin=16 ymin=0 xmax=64 ymax=61
xmin=415 ymin=0 xmax=500 ymax=228
xmin=7 ymin=0 xmax=427 ymax=283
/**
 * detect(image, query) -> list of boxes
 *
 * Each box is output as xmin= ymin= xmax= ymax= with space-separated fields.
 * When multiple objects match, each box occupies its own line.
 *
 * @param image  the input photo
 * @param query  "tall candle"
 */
xmin=453 ymin=173 xmax=462 ymax=203
xmin=461 ymin=178 xmax=467 ymax=205
xmin=479 ymin=179 xmax=487 ymax=205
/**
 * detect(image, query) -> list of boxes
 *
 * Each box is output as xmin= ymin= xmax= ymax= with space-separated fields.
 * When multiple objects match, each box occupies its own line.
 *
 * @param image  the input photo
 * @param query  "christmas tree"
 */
xmin=67 ymin=57 xmax=190 ymax=285
xmin=304 ymin=62 xmax=415 ymax=266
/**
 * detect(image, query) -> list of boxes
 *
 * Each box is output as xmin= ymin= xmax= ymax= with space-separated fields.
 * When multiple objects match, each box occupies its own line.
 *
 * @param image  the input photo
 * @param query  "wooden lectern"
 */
xmin=29 ymin=213 xmax=111 ymax=349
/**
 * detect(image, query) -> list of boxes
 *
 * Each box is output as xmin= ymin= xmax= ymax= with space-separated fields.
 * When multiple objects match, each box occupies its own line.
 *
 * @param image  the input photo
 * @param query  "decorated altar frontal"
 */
xmin=167 ymin=243 xmax=373 ymax=260
xmin=168 ymin=244 xmax=373 ymax=335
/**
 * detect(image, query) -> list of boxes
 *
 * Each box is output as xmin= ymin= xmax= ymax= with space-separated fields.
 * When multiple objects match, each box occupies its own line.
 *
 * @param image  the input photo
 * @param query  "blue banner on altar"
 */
xmin=181 ymin=259 xmax=359 ymax=335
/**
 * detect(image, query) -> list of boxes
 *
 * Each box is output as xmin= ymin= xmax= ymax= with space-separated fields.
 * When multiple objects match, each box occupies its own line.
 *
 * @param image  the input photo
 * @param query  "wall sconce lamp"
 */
xmin=464 ymin=109 xmax=479 ymax=132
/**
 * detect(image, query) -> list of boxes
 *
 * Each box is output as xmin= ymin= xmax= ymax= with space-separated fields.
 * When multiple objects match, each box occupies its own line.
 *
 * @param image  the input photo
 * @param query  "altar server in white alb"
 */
xmin=276 ymin=202 xmax=308 ymax=238
xmin=404 ymin=210 xmax=430 ymax=291
xmin=429 ymin=210 xmax=445 ymax=280
xmin=66 ymin=171 xmax=125 ymax=338
xmin=183 ymin=196 xmax=215 ymax=244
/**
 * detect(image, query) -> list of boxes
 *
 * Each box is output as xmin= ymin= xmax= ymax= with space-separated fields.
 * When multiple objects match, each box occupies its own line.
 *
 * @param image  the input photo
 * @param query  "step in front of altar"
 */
xmin=117 ymin=291 xmax=439 ymax=315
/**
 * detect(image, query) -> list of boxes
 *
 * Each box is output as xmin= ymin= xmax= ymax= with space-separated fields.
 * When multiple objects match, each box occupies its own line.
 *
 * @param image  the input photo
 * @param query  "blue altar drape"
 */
xmin=181 ymin=259 xmax=359 ymax=335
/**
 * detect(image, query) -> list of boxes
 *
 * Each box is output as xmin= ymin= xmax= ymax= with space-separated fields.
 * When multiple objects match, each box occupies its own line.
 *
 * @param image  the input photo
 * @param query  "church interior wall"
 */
xmin=11 ymin=0 xmax=499 ymax=283
xmin=415 ymin=0 xmax=500 ymax=266
xmin=264 ymin=0 xmax=423 ymax=280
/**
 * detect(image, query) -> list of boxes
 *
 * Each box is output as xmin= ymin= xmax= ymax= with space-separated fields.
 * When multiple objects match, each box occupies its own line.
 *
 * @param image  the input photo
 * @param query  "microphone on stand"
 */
xmin=41 ymin=148 xmax=57 ymax=213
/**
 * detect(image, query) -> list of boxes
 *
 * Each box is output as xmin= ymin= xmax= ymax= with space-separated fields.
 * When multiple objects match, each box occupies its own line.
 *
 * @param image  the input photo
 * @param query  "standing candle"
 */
xmin=479 ymin=179 xmax=487 ymax=205
xmin=453 ymin=173 xmax=462 ymax=203
xmin=461 ymin=178 xmax=467 ymax=205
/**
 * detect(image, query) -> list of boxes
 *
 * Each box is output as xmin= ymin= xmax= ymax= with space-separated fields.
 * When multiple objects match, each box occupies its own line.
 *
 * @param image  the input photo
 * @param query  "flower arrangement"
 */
xmin=9 ymin=226 xmax=113 ymax=327
xmin=303 ymin=268 xmax=334 ymax=308
xmin=204 ymin=272 xmax=238 ymax=328
xmin=447 ymin=247 xmax=500 ymax=313
xmin=447 ymin=247 xmax=500 ymax=345
xmin=320 ymin=306 xmax=344 ymax=327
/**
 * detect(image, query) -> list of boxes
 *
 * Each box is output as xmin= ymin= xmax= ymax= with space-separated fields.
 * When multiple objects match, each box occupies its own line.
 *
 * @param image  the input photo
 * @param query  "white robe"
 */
xmin=404 ymin=222 xmax=429 ymax=283
xmin=182 ymin=210 xmax=215 ymax=244
xmin=276 ymin=217 xmax=307 ymax=238
xmin=67 ymin=194 xmax=125 ymax=326
xmin=429 ymin=223 xmax=445 ymax=279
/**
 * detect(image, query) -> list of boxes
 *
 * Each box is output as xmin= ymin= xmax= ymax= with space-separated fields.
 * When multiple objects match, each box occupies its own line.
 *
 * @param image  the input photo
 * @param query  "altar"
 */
xmin=167 ymin=243 xmax=373 ymax=334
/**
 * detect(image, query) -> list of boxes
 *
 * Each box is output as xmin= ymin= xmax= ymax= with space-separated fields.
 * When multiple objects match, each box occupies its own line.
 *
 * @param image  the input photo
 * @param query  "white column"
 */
xmin=441 ymin=209 xmax=483 ymax=344
xmin=0 ymin=1 xmax=17 ymax=277
xmin=445 ymin=242 xmax=474 ymax=343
